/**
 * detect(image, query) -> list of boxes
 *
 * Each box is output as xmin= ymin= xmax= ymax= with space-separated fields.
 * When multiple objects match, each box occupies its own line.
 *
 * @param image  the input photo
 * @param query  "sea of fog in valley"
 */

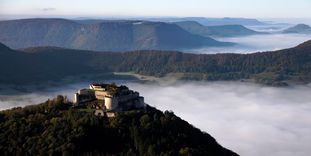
xmin=0 ymin=22 xmax=311 ymax=155
xmin=128 ymin=82 xmax=311 ymax=156
xmin=1 ymin=81 xmax=311 ymax=156
xmin=188 ymin=33 xmax=311 ymax=54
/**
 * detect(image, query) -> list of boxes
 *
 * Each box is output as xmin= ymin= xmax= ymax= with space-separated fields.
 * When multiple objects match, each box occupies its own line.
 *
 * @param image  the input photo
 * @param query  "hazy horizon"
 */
xmin=1 ymin=15 xmax=311 ymax=25
xmin=1 ymin=0 xmax=311 ymax=18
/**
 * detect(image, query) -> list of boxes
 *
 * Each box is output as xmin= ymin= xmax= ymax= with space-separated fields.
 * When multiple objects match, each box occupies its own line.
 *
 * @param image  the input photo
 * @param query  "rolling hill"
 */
xmin=0 ymin=18 xmax=232 ymax=51
xmin=0 ymin=40 xmax=311 ymax=85
xmin=175 ymin=21 xmax=266 ymax=37
xmin=283 ymin=24 xmax=311 ymax=34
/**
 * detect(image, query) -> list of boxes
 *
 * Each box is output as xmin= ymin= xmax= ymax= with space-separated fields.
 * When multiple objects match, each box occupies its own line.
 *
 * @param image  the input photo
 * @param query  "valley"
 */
xmin=1 ymin=1 xmax=311 ymax=155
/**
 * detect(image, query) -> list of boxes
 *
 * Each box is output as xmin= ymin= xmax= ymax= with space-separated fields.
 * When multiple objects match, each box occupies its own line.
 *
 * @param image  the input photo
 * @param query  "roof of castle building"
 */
xmin=91 ymin=83 xmax=129 ymax=96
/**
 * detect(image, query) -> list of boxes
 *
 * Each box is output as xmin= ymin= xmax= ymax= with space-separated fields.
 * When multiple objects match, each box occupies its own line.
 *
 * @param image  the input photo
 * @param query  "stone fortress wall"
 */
xmin=74 ymin=83 xmax=145 ymax=112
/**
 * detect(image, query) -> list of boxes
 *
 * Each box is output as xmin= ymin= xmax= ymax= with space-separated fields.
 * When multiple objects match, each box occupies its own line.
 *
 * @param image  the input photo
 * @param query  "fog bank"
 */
xmin=0 ymin=82 xmax=89 ymax=109
xmin=189 ymin=34 xmax=311 ymax=54
xmin=127 ymin=82 xmax=311 ymax=156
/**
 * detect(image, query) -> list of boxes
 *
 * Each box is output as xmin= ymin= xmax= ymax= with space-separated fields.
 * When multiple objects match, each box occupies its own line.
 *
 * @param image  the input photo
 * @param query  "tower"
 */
xmin=74 ymin=93 xmax=79 ymax=104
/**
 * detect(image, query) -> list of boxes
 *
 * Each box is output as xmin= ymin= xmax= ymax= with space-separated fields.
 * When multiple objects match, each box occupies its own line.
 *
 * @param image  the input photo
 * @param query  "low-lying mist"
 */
xmin=129 ymin=82 xmax=311 ymax=156
xmin=189 ymin=33 xmax=311 ymax=54
xmin=0 ymin=82 xmax=93 ymax=109
xmin=1 ymin=81 xmax=311 ymax=156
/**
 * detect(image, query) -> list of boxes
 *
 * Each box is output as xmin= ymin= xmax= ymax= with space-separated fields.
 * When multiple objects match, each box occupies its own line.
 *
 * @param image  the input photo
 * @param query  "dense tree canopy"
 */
xmin=0 ymin=40 xmax=311 ymax=86
xmin=0 ymin=95 xmax=237 ymax=156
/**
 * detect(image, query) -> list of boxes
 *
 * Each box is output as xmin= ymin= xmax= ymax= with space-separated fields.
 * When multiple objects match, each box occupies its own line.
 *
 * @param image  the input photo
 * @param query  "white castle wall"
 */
xmin=95 ymin=91 xmax=109 ymax=100
xmin=104 ymin=96 xmax=118 ymax=110
xmin=74 ymin=93 xmax=79 ymax=104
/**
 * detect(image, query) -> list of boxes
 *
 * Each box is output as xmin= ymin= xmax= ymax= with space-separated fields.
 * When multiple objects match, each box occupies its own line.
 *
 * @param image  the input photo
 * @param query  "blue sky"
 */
xmin=0 ymin=0 xmax=310 ymax=18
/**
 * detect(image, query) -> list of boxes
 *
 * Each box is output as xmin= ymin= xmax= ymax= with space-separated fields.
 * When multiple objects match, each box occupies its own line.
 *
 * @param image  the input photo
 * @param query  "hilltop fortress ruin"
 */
xmin=74 ymin=83 xmax=145 ymax=117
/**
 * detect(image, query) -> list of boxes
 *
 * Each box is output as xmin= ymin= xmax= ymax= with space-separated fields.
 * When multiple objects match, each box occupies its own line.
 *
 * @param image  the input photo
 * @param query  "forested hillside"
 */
xmin=0 ymin=95 xmax=238 ymax=156
xmin=1 ymin=40 xmax=311 ymax=85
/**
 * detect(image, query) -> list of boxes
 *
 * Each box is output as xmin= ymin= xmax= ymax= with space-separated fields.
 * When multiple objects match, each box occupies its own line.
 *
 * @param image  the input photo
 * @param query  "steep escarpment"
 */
xmin=0 ymin=19 xmax=232 ymax=51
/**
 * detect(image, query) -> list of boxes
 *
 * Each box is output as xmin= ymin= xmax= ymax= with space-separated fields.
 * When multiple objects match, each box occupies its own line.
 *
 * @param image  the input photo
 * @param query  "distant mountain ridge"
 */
xmin=0 ymin=18 xmax=233 ymax=51
xmin=175 ymin=21 xmax=265 ymax=37
xmin=1 ymin=40 xmax=311 ymax=86
xmin=182 ymin=17 xmax=267 ymax=26
xmin=131 ymin=17 xmax=267 ymax=26
xmin=73 ymin=17 xmax=267 ymax=26
xmin=283 ymin=24 xmax=311 ymax=34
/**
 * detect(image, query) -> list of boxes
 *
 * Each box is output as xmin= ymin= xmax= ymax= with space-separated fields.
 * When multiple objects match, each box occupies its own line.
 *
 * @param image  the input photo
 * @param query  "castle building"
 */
xmin=74 ymin=83 xmax=145 ymax=113
xmin=74 ymin=88 xmax=95 ymax=104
